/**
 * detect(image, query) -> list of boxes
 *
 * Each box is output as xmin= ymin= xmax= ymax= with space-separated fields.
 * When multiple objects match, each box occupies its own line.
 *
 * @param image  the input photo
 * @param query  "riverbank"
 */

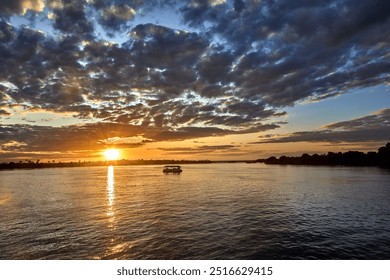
xmin=260 ymin=143 xmax=390 ymax=167
xmin=0 ymin=159 xmax=214 ymax=171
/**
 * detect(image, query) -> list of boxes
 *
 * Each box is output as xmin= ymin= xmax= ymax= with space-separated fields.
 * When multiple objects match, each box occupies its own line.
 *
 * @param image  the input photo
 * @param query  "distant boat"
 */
xmin=163 ymin=165 xmax=182 ymax=173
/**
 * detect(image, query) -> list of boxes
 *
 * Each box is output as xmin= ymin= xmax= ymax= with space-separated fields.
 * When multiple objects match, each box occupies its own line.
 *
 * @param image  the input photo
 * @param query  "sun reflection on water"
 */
xmin=0 ymin=193 xmax=12 ymax=205
xmin=106 ymin=166 xmax=115 ymax=220
xmin=105 ymin=165 xmax=131 ymax=259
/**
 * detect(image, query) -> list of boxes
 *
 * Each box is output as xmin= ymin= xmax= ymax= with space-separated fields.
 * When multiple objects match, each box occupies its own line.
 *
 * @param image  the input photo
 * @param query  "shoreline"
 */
xmin=1 ymin=142 xmax=388 ymax=170
xmin=0 ymin=159 xmax=258 ymax=171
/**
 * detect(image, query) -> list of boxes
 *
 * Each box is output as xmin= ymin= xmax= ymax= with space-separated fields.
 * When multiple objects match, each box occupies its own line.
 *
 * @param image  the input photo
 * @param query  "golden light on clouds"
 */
xmin=22 ymin=0 xmax=45 ymax=14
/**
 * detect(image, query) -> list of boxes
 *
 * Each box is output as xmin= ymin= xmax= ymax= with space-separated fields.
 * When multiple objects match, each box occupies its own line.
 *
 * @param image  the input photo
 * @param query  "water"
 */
xmin=1 ymin=163 xmax=390 ymax=259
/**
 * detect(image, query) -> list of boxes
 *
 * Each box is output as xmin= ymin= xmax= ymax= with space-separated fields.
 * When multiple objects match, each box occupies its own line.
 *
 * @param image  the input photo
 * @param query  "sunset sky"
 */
xmin=0 ymin=0 xmax=389 ymax=162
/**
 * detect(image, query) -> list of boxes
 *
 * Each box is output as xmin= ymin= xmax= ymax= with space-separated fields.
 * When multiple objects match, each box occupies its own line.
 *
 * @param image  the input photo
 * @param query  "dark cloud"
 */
xmin=197 ymin=51 xmax=234 ymax=84
xmin=1 ymin=0 xmax=390 ymax=160
xmin=0 ymin=25 xmax=89 ymax=111
xmin=329 ymin=0 xmax=390 ymax=45
xmin=47 ymin=0 xmax=94 ymax=38
xmin=233 ymin=0 xmax=245 ymax=13
xmin=254 ymin=109 xmax=390 ymax=144
xmin=179 ymin=0 xmax=390 ymax=106
xmin=324 ymin=108 xmax=390 ymax=130
xmin=129 ymin=24 xmax=208 ymax=69
xmin=97 ymin=135 xmax=155 ymax=148
xmin=0 ymin=109 xmax=10 ymax=116
xmin=0 ymin=20 xmax=15 ymax=43
xmin=157 ymin=144 xmax=240 ymax=155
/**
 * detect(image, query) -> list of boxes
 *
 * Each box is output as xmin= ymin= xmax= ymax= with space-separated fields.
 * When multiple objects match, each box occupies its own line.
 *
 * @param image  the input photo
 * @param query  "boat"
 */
xmin=163 ymin=165 xmax=182 ymax=173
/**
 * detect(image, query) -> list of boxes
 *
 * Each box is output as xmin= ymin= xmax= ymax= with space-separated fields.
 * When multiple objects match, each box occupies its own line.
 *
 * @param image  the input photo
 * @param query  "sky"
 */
xmin=0 ymin=0 xmax=389 ymax=162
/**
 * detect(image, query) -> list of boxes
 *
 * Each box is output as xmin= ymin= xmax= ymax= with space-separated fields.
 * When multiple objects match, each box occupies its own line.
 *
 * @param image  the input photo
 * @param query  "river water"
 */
xmin=1 ymin=163 xmax=389 ymax=259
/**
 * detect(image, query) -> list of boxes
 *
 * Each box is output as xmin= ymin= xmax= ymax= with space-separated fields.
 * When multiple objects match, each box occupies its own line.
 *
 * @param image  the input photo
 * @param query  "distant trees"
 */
xmin=0 ymin=159 xmax=212 ymax=170
xmin=378 ymin=143 xmax=390 ymax=166
xmin=262 ymin=142 xmax=390 ymax=167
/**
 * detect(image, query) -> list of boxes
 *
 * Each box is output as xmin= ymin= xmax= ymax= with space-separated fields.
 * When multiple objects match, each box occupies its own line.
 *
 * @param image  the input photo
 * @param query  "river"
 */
xmin=1 ymin=163 xmax=389 ymax=259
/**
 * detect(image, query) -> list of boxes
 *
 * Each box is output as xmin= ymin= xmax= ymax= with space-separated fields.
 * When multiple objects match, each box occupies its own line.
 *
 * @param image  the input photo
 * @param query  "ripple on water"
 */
xmin=1 ymin=164 xmax=390 ymax=259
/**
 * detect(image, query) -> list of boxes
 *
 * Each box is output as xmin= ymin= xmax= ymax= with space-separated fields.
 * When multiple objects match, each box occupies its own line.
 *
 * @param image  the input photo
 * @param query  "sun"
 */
xmin=103 ymin=149 xmax=120 ymax=161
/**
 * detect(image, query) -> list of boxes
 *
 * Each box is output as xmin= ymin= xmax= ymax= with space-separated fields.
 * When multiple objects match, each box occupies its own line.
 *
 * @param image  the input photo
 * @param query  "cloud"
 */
xmin=197 ymin=51 xmax=235 ymax=84
xmin=129 ymin=24 xmax=208 ymax=69
xmin=1 ymin=0 xmax=390 ymax=160
xmin=324 ymin=108 xmax=390 ymax=130
xmin=254 ymin=108 xmax=390 ymax=144
xmin=1 ymin=140 xmax=27 ymax=151
xmin=3 ymin=1 xmax=389 ymax=115
xmin=157 ymin=144 xmax=239 ymax=155
xmin=181 ymin=0 xmax=390 ymax=106
xmin=0 ymin=0 xmax=44 ymax=15
xmin=0 ymin=109 xmax=10 ymax=116
xmin=0 ymin=121 xmax=278 ymax=160
xmin=46 ymin=0 xmax=94 ymax=37
xmin=99 ymin=4 xmax=136 ymax=32
xmin=97 ymin=135 xmax=154 ymax=148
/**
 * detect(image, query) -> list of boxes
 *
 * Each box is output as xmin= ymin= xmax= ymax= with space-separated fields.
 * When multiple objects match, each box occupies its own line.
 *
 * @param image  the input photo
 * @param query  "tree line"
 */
xmin=0 ymin=159 xmax=212 ymax=170
xmin=261 ymin=143 xmax=390 ymax=167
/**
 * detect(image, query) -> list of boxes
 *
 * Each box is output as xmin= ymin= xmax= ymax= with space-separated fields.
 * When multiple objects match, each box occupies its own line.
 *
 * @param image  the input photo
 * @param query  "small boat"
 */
xmin=163 ymin=165 xmax=182 ymax=173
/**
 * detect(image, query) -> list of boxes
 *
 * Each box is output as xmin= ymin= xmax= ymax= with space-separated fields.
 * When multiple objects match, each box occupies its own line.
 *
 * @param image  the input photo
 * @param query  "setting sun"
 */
xmin=103 ymin=149 xmax=120 ymax=161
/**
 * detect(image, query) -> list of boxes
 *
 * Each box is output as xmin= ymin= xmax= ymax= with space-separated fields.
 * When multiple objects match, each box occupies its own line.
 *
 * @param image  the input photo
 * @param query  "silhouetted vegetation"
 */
xmin=261 ymin=143 xmax=390 ymax=167
xmin=0 ymin=159 xmax=212 ymax=171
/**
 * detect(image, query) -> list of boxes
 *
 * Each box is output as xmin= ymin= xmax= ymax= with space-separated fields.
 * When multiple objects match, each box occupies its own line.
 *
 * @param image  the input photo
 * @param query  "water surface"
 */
xmin=1 ymin=163 xmax=389 ymax=259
